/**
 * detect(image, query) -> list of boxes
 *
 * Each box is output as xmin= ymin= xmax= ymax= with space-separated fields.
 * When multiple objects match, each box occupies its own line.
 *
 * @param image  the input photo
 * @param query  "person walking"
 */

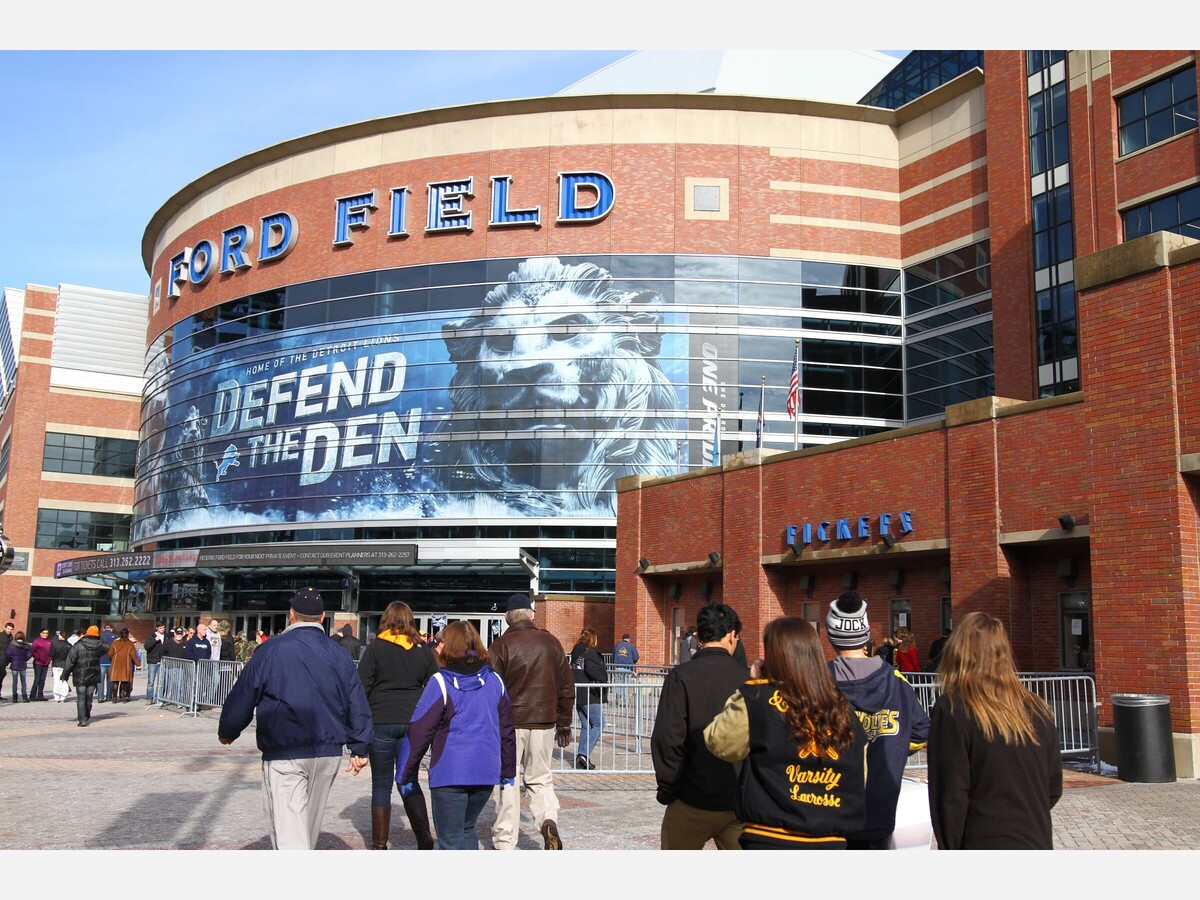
xmin=356 ymin=600 xmax=440 ymax=850
xmin=142 ymin=622 xmax=168 ymax=705
xmin=651 ymin=602 xmax=750 ymax=850
xmin=5 ymin=631 xmax=32 ymax=702
xmin=926 ymin=627 xmax=951 ymax=672
xmin=824 ymin=591 xmax=930 ymax=849
xmin=487 ymin=593 xmax=574 ymax=850
xmin=107 ymin=628 xmax=140 ymax=702
xmin=217 ymin=587 xmax=373 ymax=850
xmin=50 ymin=630 xmax=72 ymax=703
xmin=927 ymin=611 xmax=1062 ymax=850
xmin=30 ymin=627 xmax=53 ymax=701
xmin=568 ymin=627 xmax=607 ymax=770
xmin=399 ymin=620 xmax=516 ymax=850
xmin=61 ymin=625 xmax=106 ymax=726
xmin=678 ymin=626 xmax=698 ymax=663
xmin=704 ymin=616 xmax=869 ymax=849
xmin=97 ymin=624 xmax=116 ymax=702
xmin=333 ymin=624 xmax=364 ymax=661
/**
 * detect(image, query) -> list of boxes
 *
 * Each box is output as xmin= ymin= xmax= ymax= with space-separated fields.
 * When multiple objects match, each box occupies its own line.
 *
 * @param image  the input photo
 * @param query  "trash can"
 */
xmin=1111 ymin=693 xmax=1176 ymax=783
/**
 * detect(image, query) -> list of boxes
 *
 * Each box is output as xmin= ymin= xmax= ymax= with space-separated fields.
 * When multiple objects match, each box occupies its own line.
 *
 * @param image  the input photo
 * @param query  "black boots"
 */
xmin=402 ymin=792 xmax=436 ymax=850
xmin=575 ymin=754 xmax=596 ymax=770
xmin=370 ymin=805 xmax=391 ymax=850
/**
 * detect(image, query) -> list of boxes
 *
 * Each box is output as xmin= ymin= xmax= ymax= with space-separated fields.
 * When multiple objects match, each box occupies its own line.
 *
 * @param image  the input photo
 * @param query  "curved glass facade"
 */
xmin=134 ymin=253 xmax=907 ymax=545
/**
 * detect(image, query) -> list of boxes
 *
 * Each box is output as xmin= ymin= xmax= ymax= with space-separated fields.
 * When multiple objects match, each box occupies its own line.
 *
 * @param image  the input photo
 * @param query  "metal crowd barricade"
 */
xmin=156 ymin=657 xmax=199 ymax=717
xmin=554 ymin=680 xmax=665 ymax=774
xmin=902 ymin=670 xmax=1100 ymax=773
xmin=154 ymin=657 xmax=244 ymax=717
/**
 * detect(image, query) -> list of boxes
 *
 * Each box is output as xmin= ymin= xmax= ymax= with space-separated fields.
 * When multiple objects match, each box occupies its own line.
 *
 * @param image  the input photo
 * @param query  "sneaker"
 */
xmin=540 ymin=819 xmax=562 ymax=850
xmin=77 ymin=721 xmax=87 ymax=727
xmin=575 ymin=754 xmax=596 ymax=770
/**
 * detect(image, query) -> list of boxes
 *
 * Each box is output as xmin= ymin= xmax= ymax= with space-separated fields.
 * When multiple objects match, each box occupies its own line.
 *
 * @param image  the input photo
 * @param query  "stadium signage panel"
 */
xmin=167 ymin=171 xmax=615 ymax=299
xmin=786 ymin=511 xmax=914 ymax=546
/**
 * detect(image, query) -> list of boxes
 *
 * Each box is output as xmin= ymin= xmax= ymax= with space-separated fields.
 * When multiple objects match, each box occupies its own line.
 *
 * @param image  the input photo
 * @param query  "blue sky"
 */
xmin=0 ymin=50 xmax=637 ymax=296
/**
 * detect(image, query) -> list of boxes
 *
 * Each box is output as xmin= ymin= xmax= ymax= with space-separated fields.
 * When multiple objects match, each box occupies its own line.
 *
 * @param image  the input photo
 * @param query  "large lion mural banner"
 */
xmin=134 ymin=256 xmax=687 ymax=539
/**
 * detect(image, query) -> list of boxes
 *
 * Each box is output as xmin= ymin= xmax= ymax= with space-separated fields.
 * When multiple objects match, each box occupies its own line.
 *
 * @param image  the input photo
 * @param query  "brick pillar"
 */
xmin=720 ymin=451 xmax=785 ymax=662
xmin=945 ymin=398 xmax=1026 ymax=655
xmin=1077 ymin=237 xmax=1200 ymax=737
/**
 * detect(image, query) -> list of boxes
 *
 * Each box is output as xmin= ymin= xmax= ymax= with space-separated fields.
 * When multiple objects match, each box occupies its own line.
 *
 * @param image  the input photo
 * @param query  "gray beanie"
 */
xmin=826 ymin=590 xmax=870 ymax=649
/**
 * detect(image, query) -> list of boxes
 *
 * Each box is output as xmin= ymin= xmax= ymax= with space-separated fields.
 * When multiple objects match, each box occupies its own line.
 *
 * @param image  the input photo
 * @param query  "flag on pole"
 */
xmin=755 ymin=378 xmax=766 ymax=449
xmin=711 ymin=405 xmax=723 ymax=467
xmin=786 ymin=341 xmax=801 ymax=419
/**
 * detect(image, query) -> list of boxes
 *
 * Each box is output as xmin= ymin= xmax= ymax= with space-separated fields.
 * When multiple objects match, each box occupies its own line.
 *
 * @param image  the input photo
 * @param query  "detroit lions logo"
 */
xmin=214 ymin=444 xmax=240 ymax=480
xmin=432 ymin=257 xmax=681 ymax=516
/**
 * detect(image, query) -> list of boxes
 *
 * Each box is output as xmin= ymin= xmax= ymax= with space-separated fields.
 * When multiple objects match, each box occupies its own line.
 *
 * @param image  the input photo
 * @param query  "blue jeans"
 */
xmin=9 ymin=668 xmax=26 ymax=700
xmin=98 ymin=664 xmax=111 ymax=700
xmin=75 ymin=683 xmax=96 ymax=723
xmin=429 ymin=785 xmax=491 ymax=850
xmin=370 ymin=722 xmax=415 ymax=807
xmin=576 ymin=701 xmax=603 ymax=759
xmin=145 ymin=662 xmax=161 ymax=702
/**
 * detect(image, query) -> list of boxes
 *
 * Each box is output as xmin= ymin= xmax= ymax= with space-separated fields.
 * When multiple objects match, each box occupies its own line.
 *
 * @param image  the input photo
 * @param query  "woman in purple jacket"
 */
xmin=5 ymin=631 xmax=32 ymax=702
xmin=30 ymin=628 xmax=53 ymax=701
xmin=398 ymin=620 xmax=516 ymax=850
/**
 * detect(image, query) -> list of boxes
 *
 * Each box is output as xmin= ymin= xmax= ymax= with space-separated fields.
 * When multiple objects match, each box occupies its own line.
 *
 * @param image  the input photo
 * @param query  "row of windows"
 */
xmin=1030 ymin=79 xmax=1069 ymax=177
xmin=1118 ymin=65 xmax=1197 ymax=157
xmin=154 ymin=524 xmax=614 ymax=551
xmin=859 ymin=50 xmax=984 ymax=110
xmin=1123 ymin=184 xmax=1200 ymax=241
xmin=1033 ymin=183 xmax=1075 ymax=270
xmin=1026 ymin=51 xmax=1065 ymax=76
xmin=43 ymin=432 xmax=137 ymax=478
xmin=35 ymin=508 xmax=132 ymax=551
xmin=165 ymin=256 xmax=904 ymax=358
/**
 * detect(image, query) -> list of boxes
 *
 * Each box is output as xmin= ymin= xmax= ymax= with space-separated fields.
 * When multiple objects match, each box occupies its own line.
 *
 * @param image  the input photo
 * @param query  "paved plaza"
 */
xmin=2 ymin=675 xmax=1198 ymax=855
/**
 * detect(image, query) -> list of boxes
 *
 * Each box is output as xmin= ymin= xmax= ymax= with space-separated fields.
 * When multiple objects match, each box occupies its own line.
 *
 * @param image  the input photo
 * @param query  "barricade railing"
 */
xmin=554 ymin=681 xmax=663 ymax=774
xmin=155 ymin=657 xmax=244 ymax=717
xmin=903 ymin=671 xmax=1100 ymax=772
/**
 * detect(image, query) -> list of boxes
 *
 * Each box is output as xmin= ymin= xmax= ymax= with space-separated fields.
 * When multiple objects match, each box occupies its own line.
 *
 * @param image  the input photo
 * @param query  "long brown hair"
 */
xmin=378 ymin=601 xmax=421 ymax=642
xmin=762 ymin=616 xmax=857 ymax=754
xmin=937 ymin=611 xmax=1052 ymax=745
xmin=438 ymin=620 xmax=488 ymax=668
xmin=576 ymin=627 xmax=598 ymax=649
xmin=895 ymin=628 xmax=916 ymax=650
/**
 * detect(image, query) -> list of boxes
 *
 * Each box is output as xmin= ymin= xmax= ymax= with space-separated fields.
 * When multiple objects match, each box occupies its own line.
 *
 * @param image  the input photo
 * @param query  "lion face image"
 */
xmin=434 ymin=257 xmax=682 ymax=515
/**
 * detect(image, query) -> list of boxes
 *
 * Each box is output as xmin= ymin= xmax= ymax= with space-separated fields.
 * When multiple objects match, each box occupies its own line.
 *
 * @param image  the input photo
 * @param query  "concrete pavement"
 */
xmin=1 ymin=679 xmax=1198 ymax=853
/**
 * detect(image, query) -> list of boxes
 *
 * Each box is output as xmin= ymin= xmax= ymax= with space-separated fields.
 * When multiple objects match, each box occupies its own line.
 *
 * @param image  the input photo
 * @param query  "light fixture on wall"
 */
xmin=881 ymin=533 xmax=897 ymax=549
xmin=1058 ymin=514 xmax=1076 ymax=532
xmin=638 ymin=557 xmax=650 ymax=572
xmin=707 ymin=552 xmax=722 ymax=565
xmin=798 ymin=574 xmax=815 ymax=597
xmin=842 ymin=572 xmax=858 ymax=589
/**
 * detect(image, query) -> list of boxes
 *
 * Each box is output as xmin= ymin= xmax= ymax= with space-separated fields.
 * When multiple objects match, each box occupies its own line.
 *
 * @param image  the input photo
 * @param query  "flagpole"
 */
xmin=793 ymin=338 xmax=801 ymax=451
xmin=712 ymin=403 xmax=724 ymax=468
xmin=756 ymin=375 xmax=766 ymax=450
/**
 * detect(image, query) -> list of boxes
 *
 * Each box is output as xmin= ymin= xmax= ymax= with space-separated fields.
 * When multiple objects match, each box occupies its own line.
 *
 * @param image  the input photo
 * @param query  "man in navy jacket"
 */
xmin=825 ymin=591 xmax=930 ymax=850
xmin=218 ymin=587 xmax=373 ymax=849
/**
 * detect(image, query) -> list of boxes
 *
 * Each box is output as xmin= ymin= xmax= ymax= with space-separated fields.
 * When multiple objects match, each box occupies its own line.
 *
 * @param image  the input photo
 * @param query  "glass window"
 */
xmin=36 ymin=508 xmax=132 ymax=551
xmin=1123 ymin=185 xmax=1200 ymax=241
xmin=1118 ymin=66 xmax=1198 ymax=156
xmin=43 ymin=433 xmax=137 ymax=477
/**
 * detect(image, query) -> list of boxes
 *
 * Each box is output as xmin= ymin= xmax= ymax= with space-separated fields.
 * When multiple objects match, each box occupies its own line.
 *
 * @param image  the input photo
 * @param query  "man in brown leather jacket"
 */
xmin=488 ymin=593 xmax=574 ymax=850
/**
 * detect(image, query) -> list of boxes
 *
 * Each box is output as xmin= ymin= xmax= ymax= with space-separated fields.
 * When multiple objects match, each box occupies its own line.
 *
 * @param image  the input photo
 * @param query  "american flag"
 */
xmin=755 ymin=380 xmax=766 ymax=449
xmin=786 ymin=342 xmax=801 ymax=419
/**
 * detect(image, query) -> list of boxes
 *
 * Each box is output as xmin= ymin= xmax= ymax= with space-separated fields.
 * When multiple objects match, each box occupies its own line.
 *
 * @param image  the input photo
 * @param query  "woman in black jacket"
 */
xmin=927 ymin=611 xmax=1062 ymax=849
xmin=569 ymin=628 xmax=607 ymax=770
xmin=357 ymin=601 xmax=440 ymax=850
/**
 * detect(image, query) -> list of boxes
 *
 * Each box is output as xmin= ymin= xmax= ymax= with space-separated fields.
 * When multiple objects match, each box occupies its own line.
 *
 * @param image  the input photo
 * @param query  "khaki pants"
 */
xmin=492 ymin=727 xmax=559 ymax=850
xmin=661 ymin=798 xmax=743 ymax=850
xmin=261 ymin=756 xmax=341 ymax=850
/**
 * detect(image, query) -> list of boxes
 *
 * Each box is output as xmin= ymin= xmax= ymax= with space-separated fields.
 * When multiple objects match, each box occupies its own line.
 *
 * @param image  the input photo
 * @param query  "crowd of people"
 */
xmin=9 ymin=588 xmax=1063 ymax=852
